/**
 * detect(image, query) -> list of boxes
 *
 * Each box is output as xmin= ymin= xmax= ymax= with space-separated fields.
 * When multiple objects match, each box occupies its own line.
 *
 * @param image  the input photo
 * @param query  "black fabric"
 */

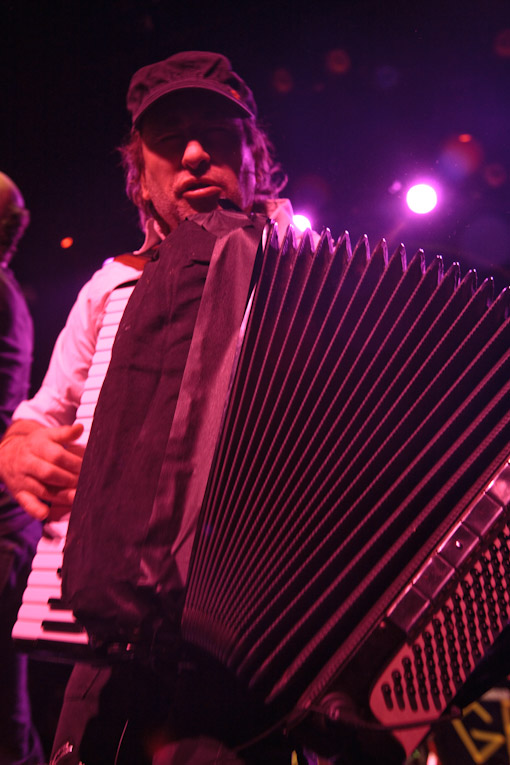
xmin=0 ymin=521 xmax=44 ymax=765
xmin=63 ymin=210 xmax=266 ymax=649
xmin=0 ymin=266 xmax=36 ymax=535
xmin=0 ymin=266 xmax=33 ymax=437
xmin=50 ymin=663 xmax=302 ymax=764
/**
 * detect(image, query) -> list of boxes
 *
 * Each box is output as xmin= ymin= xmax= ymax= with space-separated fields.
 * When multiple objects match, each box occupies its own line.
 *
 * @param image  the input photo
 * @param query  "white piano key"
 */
xmin=82 ymin=374 xmax=105 ymax=391
xmin=76 ymin=403 xmax=96 ymax=420
xmin=96 ymin=336 xmax=115 ymax=352
xmin=102 ymin=310 xmax=125 ymax=326
xmin=17 ymin=602 xmax=81 ymax=623
xmin=12 ymin=620 xmax=88 ymax=644
xmin=22 ymin=585 xmax=62 ymax=604
xmin=30 ymin=548 xmax=64 ymax=567
xmin=87 ymin=361 xmax=109 ymax=378
xmin=27 ymin=570 xmax=62 ymax=588
xmin=37 ymin=521 xmax=69 ymax=543
xmin=98 ymin=324 xmax=120 ymax=339
xmin=13 ymin=281 xmax=137 ymax=657
xmin=79 ymin=388 xmax=100 ymax=404
xmin=91 ymin=349 xmax=112 ymax=365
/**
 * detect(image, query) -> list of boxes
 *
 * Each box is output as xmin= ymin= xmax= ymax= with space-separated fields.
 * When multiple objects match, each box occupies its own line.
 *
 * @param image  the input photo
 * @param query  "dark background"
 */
xmin=2 ymin=0 xmax=510 ymax=391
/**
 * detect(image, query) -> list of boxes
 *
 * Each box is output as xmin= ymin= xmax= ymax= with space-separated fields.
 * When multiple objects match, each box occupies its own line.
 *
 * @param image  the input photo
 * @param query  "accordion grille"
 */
xmin=182 ymin=225 xmax=510 ymax=718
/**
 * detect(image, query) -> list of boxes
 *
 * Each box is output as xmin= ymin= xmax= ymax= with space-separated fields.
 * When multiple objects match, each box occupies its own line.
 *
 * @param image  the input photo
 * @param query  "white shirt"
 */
xmin=14 ymin=199 xmax=298 ymax=427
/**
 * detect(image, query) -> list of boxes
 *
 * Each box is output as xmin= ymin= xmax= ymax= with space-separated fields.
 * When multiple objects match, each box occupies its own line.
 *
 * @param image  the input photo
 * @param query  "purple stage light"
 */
xmin=405 ymin=183 xmax=438 ymax=215
xmin=292 ymin=213 xmax=312 ymax=231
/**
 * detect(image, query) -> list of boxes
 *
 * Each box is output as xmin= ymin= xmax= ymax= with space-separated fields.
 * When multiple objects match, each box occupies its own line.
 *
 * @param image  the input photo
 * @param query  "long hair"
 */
xmin=119 ymin=117 xmax=287 ymax=229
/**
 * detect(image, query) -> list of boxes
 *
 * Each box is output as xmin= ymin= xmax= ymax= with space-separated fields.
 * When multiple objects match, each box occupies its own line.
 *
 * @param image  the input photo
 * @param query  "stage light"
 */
xmin=405 ymin=184 xmax=438 ymax=215
xmin=60 ymin=236 xmax=74 ymax=249
xmin=293 ymin=213 xmax=312 ymax=231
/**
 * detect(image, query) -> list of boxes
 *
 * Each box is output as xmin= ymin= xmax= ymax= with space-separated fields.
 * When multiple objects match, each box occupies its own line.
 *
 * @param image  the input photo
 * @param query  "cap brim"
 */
xmin=133 ymin=80 xmax=254 ymax=126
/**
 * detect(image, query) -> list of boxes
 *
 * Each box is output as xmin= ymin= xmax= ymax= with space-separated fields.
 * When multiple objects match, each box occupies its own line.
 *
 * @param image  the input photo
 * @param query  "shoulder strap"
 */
xmin=113 ymin=251 xmax=154 ymax=270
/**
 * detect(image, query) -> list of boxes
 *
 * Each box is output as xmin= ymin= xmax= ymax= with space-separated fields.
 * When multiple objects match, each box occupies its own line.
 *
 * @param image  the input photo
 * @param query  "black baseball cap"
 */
xmin=127 ymin=51 xmax=257 ymax=126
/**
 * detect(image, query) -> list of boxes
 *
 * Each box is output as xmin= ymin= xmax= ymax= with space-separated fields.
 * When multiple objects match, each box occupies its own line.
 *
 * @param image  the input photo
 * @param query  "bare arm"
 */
xmin=0 ymin=419 xmax=84 ymax=520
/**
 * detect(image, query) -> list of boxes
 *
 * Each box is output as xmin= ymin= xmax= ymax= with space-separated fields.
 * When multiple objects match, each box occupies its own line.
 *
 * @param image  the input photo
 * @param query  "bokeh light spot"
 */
xmin=388 ymin=180 xmax=402 ymax=194
xmin=439 ymin=134 xmax=484 ymax=179
xmin=406 ymin=184 xmax=438 ymax=214
xmin=272 ymin=67 xmax=294 ymax=94
xmin=293 ymin=213 xmax=312 ymax=232
xmin=60 ymin=236 xmax=74 ymax=249
xmin=484 ymin=163 xmax=508 ymax=188
xmin=374 ymin=64 xmax=400 ymax=90
xmin=325 ymin=49 xmax=351 ymax=75
xmin=494 ymin=28 xmax=510 ymax=58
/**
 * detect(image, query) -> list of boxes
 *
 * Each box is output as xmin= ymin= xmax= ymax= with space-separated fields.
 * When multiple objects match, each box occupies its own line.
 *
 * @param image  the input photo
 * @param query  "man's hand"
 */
xmin=0 ymin=420 xmax=85 ymax=520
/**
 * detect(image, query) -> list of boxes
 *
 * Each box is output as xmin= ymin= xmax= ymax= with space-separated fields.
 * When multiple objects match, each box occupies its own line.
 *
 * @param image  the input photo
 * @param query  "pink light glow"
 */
xmin=406 ymin=184 xmax=438 ymax=215
xmin=293 ymin=213 xmax=312 ymax=231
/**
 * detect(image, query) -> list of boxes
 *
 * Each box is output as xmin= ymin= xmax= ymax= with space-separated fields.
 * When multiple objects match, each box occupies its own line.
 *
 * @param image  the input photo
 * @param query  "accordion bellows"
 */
xmin=182 ymin=224 xmax=510 ymax=757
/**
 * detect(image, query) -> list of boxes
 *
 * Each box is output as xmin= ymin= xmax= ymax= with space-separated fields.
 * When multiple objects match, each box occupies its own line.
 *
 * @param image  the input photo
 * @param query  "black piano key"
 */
xmin=42 ymin=620 xmax=85 ymax=634
xmin=48 ymin=597 xmax=72 ymax=611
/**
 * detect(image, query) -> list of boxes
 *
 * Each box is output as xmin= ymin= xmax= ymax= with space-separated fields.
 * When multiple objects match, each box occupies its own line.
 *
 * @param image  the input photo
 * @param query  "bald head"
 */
xmin=0 ymin=173 xmax=25 ymax=213
xmin=0 ymin=172 xmax=29 ymax=264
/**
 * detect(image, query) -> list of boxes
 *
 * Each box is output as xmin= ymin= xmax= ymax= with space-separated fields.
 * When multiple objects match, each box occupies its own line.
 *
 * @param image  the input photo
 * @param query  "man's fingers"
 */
xmin=16 ymin=490 xmax=50 ymax=520
xmin=40 ymin=447 xmax=83 ymax=476
xmin=26 ymin=427 xmax=84 ymax=475
xmin=66 ymin=443 xmax=86 ymax=458
xmin=47 ymin=487 xmax=77 ymax=505
xmin=0 ymin=422 xmax=85 ymax=513
xmin=24 ymin=453 xmax=81 ymax=487
xmin=47 ymin=493 xmax=77 ymax=522
xmin=13 ymin=475 xmax=76 ymax=504
xmin=49 ymin=423 xmax=84 ymax=445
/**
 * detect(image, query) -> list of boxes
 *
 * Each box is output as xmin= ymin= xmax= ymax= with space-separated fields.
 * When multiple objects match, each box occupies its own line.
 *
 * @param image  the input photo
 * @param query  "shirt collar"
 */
xmin=133 ymin=198 xmax=296 ymax=254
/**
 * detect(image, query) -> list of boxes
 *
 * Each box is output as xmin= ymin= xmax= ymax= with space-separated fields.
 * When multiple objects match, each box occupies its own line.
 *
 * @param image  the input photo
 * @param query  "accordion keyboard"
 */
xmin=12 ymin=283 xmax=136 ymax=659
xmin=370 ymin=467 xmax=510 ymax=753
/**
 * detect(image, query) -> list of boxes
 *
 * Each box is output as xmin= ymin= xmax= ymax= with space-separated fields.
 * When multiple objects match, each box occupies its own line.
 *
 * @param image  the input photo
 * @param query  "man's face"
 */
xmin=139 ymin=91 xmax=257 ymax=232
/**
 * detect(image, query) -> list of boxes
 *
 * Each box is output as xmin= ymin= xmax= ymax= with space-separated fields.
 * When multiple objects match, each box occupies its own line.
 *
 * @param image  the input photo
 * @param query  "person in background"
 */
xmin=0 ymin=171 xmax=44 ymax=765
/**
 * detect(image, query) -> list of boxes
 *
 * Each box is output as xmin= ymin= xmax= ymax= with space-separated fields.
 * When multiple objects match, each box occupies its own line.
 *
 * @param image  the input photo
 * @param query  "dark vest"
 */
xmin=62 ymin=210 xmax=266 ymax=651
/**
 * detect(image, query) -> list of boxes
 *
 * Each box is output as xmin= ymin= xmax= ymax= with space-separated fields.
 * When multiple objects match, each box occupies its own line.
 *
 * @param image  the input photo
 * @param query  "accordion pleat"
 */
xmin=182 ymin=224 xmax=510 ymax=713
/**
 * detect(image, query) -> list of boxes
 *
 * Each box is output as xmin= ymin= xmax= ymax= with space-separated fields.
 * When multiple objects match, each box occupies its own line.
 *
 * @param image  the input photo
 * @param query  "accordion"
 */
xmin=17 ymin=219 xmax=510 ymax=763
xmin=178 ymin=223 xmax=510 ymax=761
